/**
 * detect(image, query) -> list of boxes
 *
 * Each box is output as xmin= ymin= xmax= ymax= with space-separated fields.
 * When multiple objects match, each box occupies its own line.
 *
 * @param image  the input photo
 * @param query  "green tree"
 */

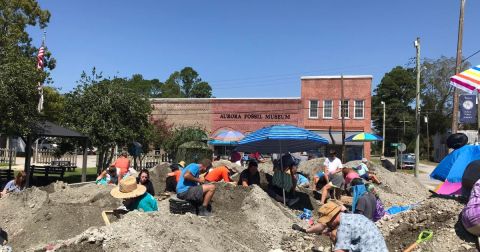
xmin=162 ymin=126 xmax=207 ymax=162
xmin=164 ymin=67 xmax=212 ymax=98
xmin=372 ymin=66 xmax=416 ymax=155
xmin=126 ymin=74 xmax=163 ymax=98
xmin=63 ymin=69 xmax=152 ymax=172
xmin=0 ymin=0 xmax=55 ymax=136
xmin=420 ymin=56 xmax=470 ymax=159
xmin=42 ymin=86 xmax=65 ymax=123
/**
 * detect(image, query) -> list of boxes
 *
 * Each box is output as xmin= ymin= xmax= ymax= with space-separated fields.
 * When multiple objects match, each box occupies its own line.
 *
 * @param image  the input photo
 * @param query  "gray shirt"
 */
xmin=355 ymin=192 xmax=377 ymax=220
xmin=335 ymin=213 xmax=388 ymax=252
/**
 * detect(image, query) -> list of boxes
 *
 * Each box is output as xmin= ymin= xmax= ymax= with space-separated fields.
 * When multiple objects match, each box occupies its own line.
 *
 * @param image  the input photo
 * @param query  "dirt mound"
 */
xmin=0 ymin=182 xmax=121 ymax=251
xmin=213 ymin=160 xmax=244 ymax=173
xmin=297 ymin=158 xmax=326 ymax=178
xmin=148 ymin=162 xmax=171 ymax=195
xmin=29 ymin=183 xmax=317 ymax=252
xmin=378 ymin=197 xmax=476 ymax=252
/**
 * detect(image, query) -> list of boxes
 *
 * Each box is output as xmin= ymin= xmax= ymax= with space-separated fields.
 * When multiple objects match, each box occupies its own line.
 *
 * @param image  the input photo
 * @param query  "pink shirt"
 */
xmin=345 ymin=172 xmax=360 ymax=186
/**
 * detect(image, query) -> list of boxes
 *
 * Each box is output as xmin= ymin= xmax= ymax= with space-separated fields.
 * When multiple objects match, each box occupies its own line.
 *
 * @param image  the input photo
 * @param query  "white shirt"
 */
xmin=324 ymin=157 xmax=343 ymax=174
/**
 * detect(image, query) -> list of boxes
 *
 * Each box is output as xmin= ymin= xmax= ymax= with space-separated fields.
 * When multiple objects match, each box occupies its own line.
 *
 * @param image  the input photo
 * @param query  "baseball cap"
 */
xmin=362 ymin=158 xmax=368 ymax=163
xmin=317 ymin=201 xmax=343 ymax=225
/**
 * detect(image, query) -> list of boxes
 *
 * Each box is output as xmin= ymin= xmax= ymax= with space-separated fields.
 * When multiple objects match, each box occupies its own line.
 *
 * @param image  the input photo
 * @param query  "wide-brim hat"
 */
xmin=317 ymin=201 xmax=343 ymax=225
xmin=110 ymin=176 xmax=146 ymax=199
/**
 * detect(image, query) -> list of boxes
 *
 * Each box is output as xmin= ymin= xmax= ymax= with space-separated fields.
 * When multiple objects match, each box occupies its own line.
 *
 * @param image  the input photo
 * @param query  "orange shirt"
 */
xmin=112 ymin=157 xmax=130 ymax=176
xmin=174 ymin=170 xmax=181 ymax=182
xmin=205 ymin=166 xmax=231 ymax=182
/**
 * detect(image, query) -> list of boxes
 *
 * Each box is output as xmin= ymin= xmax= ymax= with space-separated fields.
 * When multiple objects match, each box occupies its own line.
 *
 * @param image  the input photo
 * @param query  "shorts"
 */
xmin=360 ymin=173 xmax=370 ymax=180
xmin=329 ymin=173 xmax=345 ymax=189
xmin=177 ymin=185 xmax=203 ymax=203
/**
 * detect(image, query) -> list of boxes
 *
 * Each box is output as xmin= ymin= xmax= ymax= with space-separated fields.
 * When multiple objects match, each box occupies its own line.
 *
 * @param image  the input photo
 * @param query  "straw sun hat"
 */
xmin=110 ymin=176 xmax=146 ymax=199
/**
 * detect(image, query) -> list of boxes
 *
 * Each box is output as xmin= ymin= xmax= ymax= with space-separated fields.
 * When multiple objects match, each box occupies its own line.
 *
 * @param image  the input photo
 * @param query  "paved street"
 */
xmin=386 ymin=157 xmax=440 ymax=191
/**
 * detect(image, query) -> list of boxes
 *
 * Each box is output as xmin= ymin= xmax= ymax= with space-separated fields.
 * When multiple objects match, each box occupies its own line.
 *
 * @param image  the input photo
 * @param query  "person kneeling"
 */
xmin=110 ymin=176 xmax=158 ymax=212
xmin=176 ymin=159 xmax=216 ymax=217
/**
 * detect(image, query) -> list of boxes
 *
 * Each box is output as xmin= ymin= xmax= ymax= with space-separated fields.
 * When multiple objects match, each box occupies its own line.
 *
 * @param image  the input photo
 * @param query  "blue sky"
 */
xmin=32 ymin=0 xmax=480 ymax=97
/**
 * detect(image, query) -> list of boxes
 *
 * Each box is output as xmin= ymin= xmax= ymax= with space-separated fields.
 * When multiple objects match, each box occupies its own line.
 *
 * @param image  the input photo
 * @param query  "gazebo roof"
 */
xmin=34 ymin=121 xmax=87 ymax=138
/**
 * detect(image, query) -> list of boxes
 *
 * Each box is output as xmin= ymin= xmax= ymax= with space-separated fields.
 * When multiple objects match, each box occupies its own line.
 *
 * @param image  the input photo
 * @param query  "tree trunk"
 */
xmin=97 ymin=148 xmax=104 ymax=174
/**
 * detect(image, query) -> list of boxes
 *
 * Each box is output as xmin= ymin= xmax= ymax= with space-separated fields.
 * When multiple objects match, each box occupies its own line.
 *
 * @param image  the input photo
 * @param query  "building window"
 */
xmin=323 ymin=100 xmax=333 ymax=118
xmin=309 ymin=100 xmax=318 ymax=118
xmin=339 ymin=100 xmax=349 ymax=118
xmin=354 ymin=100 xmax=364 ymax=119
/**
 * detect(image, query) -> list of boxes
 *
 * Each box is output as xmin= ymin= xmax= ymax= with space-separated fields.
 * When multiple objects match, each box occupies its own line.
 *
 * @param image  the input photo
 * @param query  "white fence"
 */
xmin=34 ymin=149 xmax=77 ymax=165
xmin=0 ymin=148 xmax=16 ymax=165
xmin=113 ymin=151 xmax=170 ymax=169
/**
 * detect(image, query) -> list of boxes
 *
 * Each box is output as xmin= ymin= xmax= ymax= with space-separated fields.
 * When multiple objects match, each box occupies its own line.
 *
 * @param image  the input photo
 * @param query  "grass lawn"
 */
xmin=63 ymin=167 xmax=98 ymax=184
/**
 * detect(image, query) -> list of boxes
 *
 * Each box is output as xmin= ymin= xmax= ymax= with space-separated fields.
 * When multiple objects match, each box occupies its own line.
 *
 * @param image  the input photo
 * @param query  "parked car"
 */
xmin=400 ymin=154 xmax=415 ymax=169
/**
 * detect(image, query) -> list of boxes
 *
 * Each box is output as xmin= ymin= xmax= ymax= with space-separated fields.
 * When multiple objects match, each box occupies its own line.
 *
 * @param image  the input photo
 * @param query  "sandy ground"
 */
xmin=0 ymin=159 xmax=476 ymax=252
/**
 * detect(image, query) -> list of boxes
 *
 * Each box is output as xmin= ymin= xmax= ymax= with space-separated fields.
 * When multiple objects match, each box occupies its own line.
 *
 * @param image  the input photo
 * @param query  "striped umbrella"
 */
xmin=345 ymin=132 xmax=383 ymax=142
xmin=236 ymin=124 xmax=328 ymax=153
xmin=450 ymin=65 xmax=480 ymax=93
xmin=212 ymin=130 xmax=245 ymax=142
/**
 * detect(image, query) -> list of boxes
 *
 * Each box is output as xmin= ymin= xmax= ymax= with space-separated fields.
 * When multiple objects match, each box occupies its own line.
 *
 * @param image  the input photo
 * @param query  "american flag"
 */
xmin=37 ymin=46 xmax=45 ymax=70
xmin=37 ymin=45 xmax=45 ymax=112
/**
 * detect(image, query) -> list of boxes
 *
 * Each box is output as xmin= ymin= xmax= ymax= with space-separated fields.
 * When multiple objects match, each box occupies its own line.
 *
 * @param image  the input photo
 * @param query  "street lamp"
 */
xmin=381 ymin=101 xmax=386 ymax=156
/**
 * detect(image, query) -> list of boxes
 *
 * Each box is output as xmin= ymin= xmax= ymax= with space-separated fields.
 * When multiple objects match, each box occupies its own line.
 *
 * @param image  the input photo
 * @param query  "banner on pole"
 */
xmin=459 ymin=94 xmax=477 ymax=124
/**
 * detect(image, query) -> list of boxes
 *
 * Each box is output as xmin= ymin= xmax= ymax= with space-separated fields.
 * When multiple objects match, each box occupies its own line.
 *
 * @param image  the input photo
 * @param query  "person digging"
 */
xmin=110 ymin=176 xmax=158 ymax=212
xmin=176 ymin=159 xmax=216 ymax=217
xmin=292 ymin=201 xmax=388 ymax=252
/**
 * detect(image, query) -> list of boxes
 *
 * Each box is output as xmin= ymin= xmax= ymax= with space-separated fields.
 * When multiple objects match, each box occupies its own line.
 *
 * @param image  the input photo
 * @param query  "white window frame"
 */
xmin=338 ymin=100 xmax=349 ymax=119
xmin=309 ymin=100 xmax=319 ymax=119
xmin=354 ymin=100 xmax=365 ymax=119
xmin=323 ymin=100 xmax=333 ymax=119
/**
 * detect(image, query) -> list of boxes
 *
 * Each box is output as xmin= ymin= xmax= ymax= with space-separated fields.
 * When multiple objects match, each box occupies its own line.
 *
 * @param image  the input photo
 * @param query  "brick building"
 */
xmin=150 ymin=75 xmax=372 ymax=160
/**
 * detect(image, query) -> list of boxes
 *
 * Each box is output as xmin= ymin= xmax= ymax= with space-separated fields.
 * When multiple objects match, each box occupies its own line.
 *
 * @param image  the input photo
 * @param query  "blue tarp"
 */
xmin=430 ymin=145 xmax=480 ymax=183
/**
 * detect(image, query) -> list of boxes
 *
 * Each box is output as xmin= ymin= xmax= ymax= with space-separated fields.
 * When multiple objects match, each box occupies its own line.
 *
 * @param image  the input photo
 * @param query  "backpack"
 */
xmin=373 ymin=198 xmax=386 ymax=222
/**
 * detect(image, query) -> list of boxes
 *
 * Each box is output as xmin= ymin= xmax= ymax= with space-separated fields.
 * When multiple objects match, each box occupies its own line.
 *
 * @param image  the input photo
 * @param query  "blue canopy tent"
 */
xmin=430 ymin=145 xmax=480 ymax=195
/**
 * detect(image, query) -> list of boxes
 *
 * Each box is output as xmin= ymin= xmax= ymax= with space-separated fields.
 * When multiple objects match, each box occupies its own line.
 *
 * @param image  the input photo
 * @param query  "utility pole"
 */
xmin=400 ymin=116 xmax=410 ymax=138
xmin=341 ymin=75 xmax=346 ymax=163
xmin=414 ymin=37 xmax=421 ymax=178
xmin=452 ymin=0 xmax=466 ymax=135
xmin=425 ymin=114 xmax=430 ymax=161
xmin=381 ymin=101 xmax=386 ymax=156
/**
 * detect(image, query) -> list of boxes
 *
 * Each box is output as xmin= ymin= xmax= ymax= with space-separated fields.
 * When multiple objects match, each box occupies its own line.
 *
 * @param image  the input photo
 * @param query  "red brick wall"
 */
xmin=211 ymin=98 xmax=302 ymax=136
xmin=150 ymin=98 xmax=212 ymax=131
xmin=301 ymin=76 xmax=372 ymax=158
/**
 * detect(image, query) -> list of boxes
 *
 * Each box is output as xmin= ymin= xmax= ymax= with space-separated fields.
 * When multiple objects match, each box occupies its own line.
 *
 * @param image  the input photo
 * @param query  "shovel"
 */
xmin=403 ymin=230 xmax=433 ymax=252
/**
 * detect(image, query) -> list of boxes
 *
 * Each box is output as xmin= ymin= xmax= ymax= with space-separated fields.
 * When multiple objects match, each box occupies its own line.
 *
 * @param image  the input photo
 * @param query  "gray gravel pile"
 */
xmin=378 ymin=197 xmax=476 ymax=252
xmin=0 ymin=182 xmax=121 ymax=251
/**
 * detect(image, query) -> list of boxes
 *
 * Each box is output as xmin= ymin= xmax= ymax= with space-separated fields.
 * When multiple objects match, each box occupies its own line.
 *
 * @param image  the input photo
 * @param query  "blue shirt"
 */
xmin=128 ymin=193 xmax=158 ymax=212
xmin=176 ymin=163 xmax=201 ymax=194
xmin=296 ymin=174 xmax=310 ymax=186
xmin=315 ymin=171 xmax=325 ymax=178
xmin=334 ymin=213 xmax=388 ymax=252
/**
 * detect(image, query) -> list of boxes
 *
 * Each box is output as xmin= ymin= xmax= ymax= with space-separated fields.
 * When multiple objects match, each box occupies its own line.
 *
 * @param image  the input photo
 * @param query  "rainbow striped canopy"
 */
xmin=212 ymin=130 xmax=245 ymax=142
xmin=450 ymin=65 xmax=480 ymax=93
xmin=345 ymin=132 xmax=383 ymax=142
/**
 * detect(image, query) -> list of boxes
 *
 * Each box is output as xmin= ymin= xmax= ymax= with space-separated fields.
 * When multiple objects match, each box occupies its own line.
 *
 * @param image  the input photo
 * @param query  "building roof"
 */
xmin=150 ymin=97 xmax=301 ymax=102
xmin=301 ymin=75 xmax=373 ymax=80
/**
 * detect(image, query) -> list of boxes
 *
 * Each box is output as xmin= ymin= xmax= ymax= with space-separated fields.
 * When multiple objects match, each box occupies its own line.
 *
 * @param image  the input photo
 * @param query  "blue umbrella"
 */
xmin=236 ymin=124 xmax=328 ymax=153
xmin=207 ymin=139 xmax=239 ymax=146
